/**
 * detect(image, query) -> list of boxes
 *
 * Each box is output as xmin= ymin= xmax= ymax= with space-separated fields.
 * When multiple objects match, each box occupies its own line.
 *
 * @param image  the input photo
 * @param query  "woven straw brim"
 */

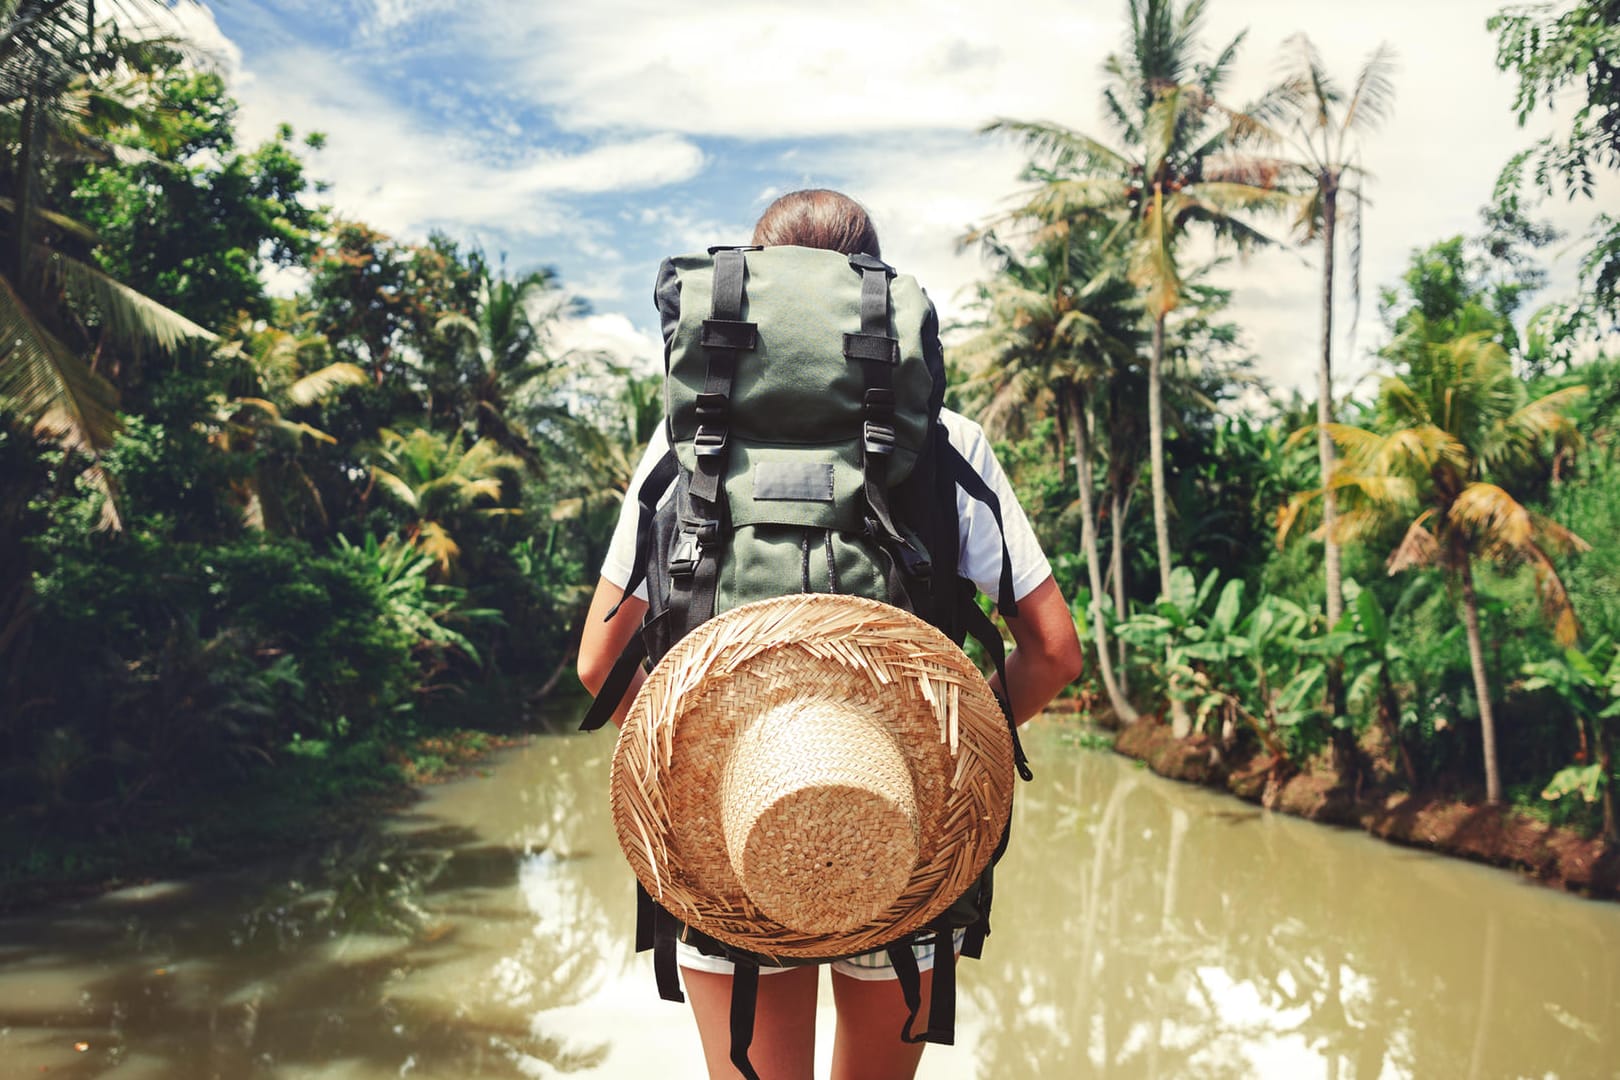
xmin=610 ymin=593 xmax=1014 ymax=960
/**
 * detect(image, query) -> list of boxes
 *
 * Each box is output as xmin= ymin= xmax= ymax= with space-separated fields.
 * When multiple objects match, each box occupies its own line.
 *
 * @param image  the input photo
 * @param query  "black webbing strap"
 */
xmin=962 ymin=918 xmax=987 ymax=960
xmin=604 ymin=448 xmax=678 ymax=622
xmin=729 ymin=961 xmax=762 ymax=1080
xmin=667 ymin=507 xmax=722 ymax=641
xmin=887 ymin=940 xmax=926 ymax=1043
xmin=886 ymin=930 xmax=956 ymax=1046
xmin=845 ymin=255 xmax=927 ymax=577
xmin=962 ymin=594 xmax=1034 ymax=782
xmin=690 ymin=249 xmax=752 ymax=504
xmin=944 ymin=441 xmax=1019 ymax=618
xmin=927 ymin=925 xmax=958 ymax=1045
xmin=653 ymin=905 xmax=685 ymax=1004
xmin=578 ymin=629 xmax=648 ymax=731
xmin=634 ymin=880 xmax=656 ymax=953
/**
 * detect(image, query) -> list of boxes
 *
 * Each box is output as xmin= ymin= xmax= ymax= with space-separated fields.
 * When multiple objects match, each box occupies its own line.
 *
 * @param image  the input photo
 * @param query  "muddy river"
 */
xmin=2 ymin=717 xmax=1617 ymax=1078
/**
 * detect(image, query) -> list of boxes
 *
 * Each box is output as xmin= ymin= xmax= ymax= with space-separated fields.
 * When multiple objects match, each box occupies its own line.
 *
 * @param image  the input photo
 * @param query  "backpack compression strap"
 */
xmin=845 ymin=253 xmax=929 ymax=578
xmin=667 ymin=246 xmax=756 ymax=640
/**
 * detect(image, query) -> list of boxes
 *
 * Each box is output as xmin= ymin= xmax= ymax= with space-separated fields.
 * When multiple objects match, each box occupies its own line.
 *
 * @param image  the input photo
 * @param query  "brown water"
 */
xmin=2 ymin=718 xmax=1617 ymax=1079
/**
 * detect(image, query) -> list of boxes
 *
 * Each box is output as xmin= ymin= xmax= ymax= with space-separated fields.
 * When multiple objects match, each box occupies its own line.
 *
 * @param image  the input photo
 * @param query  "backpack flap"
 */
xmin=662 ymin=246 xmax=939 ymax=488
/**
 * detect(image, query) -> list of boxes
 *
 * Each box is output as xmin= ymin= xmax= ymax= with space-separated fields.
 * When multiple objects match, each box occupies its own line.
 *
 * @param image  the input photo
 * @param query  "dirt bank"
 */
xmin=1113 ymin=716 xmax=1620 ymax=901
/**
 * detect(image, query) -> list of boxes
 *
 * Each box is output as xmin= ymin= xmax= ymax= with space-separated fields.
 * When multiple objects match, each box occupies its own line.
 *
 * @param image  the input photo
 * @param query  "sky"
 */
xmin=164 ymin=0 xmax=1609 ymax=399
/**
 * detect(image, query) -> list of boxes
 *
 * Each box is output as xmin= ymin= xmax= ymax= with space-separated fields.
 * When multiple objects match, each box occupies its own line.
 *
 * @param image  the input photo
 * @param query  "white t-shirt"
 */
xmin=599 ymin=408 xmax=1052 ymax=604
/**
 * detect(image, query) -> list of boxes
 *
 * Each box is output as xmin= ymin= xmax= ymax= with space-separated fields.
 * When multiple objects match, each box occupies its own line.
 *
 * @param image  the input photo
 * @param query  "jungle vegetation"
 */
xmin=0 ymin=0 xmax=1616 ymax=893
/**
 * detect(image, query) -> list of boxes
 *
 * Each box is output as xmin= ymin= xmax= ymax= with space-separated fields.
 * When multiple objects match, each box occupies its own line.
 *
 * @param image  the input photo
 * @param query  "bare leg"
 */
xmin=682 ymin=965 xmax=819 ymax=1080
xmin=829 ymin=968 xmax=933 ymax=1080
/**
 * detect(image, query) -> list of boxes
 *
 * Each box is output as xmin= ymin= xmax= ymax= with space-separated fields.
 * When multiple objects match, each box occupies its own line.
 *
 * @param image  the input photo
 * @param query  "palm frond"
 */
xmin=1386 ymin=514 xmax=1439 ymax=574
xmin=0 ymin=270 xmax=119 ymax=451
xmin=42 ymin=248 xmax=214 ymax=356
xmin=0 ymin=194 xmax=98 ymax=243
xmin=982 ymin=118 xmax=1133 ymax=174
xmin=370 ymin=466 xmax=419 ymax=510
xmin=416 ymin=520 xmax=460 ymax=576
xmin=286 ymin=362 xmax=367 ymax=407
xmin=1340 ymin=42 xmax=1398 ymax=138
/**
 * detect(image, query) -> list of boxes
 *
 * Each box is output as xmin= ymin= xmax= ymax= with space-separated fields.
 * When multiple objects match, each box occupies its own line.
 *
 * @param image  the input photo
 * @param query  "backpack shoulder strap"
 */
xmin=604 ymin=446 xmax=679 ymax=622
xmin=941 ymin=436 xmax=1018 ymax=618
xmin=728 ymin=961 xmax=763 ymax=1080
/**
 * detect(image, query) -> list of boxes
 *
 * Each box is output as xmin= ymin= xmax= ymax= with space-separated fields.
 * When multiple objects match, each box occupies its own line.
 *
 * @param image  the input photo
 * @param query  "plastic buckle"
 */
xmin=695 ymin=392 xmax=729 ymax=422
xmin=669 ymin=533 xmax=700 ymax=577
xmin=848 ymin=252 xmax=896 ymax=276
xmin=694 ymin=425 xmax=728 ymax=457
xmin=898 ymin=544 xmax=932 ymax=577
xmin=863 ymin=388 xmax=896 ymax=418
xmin=863 ymin=420 xmax=896 ymax=457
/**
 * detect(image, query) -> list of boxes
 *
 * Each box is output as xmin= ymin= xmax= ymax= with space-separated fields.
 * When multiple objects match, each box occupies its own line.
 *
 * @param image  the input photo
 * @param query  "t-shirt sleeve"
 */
xmin=945 ymin=412 xmax=1053 ymax=602
xmin=598 ymin=426 xmax=672 ymax=598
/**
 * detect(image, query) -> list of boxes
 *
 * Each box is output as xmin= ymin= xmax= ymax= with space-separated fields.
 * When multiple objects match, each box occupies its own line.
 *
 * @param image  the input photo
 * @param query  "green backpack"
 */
xmin=582 ymin=245 xmax=1030 ymax=1078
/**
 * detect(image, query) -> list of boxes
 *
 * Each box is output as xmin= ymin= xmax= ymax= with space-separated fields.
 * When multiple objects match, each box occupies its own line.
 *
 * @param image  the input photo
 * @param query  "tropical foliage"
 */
xmin=0 ymin=12 xmax=628 ymax=862
xmin=3 ymin=0 xmax=1619 ymax=892
xmin=962 ymin=0 xmax=1620 ymax=829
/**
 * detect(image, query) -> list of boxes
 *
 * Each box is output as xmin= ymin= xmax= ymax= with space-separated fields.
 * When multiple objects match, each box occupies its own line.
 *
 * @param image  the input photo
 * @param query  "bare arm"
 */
xmin=992 ymin=575 xmax=1084 ymax=726
xmin=577 ymin=577 xmax=649 ymax=729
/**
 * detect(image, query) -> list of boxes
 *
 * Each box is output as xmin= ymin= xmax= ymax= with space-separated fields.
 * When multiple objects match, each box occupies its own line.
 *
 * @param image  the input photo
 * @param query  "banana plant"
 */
xmin=1299 ymin=581 xmax=1418 ymax=786
xmin=1118 ymin=566 xmax=1325 ymax=764
xmin=1522 ymin=638 xmax=1619 ymax=841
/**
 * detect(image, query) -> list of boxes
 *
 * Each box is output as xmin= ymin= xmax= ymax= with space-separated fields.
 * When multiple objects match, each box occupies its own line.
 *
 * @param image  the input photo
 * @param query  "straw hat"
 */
xmin=609 ymin=593 xmax=1015 ymax=961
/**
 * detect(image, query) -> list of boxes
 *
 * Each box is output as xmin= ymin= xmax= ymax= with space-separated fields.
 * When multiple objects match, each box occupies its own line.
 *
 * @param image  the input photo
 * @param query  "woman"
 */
xmin=578 ymin=189 xmax=1083 ymax=1080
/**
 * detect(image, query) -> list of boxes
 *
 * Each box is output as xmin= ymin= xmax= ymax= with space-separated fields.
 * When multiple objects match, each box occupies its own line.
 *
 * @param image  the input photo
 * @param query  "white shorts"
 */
xmin=675 ymin=929 xmax=966 ymax=983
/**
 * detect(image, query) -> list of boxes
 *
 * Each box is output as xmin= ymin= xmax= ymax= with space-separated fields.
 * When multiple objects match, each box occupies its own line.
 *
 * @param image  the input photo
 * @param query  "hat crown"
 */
xmin=722 ymin=697 xmax=919 ymax=935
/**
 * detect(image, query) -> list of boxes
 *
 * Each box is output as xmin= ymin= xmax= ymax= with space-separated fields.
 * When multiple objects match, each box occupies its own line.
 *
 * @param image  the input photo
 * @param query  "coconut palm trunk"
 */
xmin=1318 ymin=180 xmax=1352 ymax=770
xmin=1149 ymin=310 xmax=1173 ymax=599
xmin=1459 ymin=559 xmax=1502 ymax=804
xmin=1317 ymin=181 xmax=1343 ymax=628
xmin=1110 ymin=488 xmax=1130 ymax=694
xmin=1598 ymin=724 xmax=1618 ymax=843
xmin=1073 ymin=388 xmax=1137 ymax=723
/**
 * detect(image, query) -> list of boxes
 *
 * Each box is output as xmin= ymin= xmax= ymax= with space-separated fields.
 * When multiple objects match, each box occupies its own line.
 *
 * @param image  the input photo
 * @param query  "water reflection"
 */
xmin=0 ymin=727 xmax=626 ymax=1077
xmin=1 ymin=720 xmax=1618 ymax=1078
xmin=969 ymin=726 xmax=1620 ymax=1079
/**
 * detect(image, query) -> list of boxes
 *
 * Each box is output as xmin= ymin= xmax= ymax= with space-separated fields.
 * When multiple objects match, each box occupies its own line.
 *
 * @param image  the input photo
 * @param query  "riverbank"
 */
xmin=0 ymin=727 xmax=528 ymax=915
xmin=1112 ymin=715 xmax=1620 ymax=900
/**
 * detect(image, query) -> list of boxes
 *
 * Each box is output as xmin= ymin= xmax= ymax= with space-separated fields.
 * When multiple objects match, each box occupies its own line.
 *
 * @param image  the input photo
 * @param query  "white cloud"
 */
xmin=468 ymin=1 xmax=1116 ymax=139
xmin=218 ymin=45 xmax=703 ymax=245
xmin=548 ymin=312 xmax=661 ymax=375
xmin=366 ymin=0 xmax=457 ymax=34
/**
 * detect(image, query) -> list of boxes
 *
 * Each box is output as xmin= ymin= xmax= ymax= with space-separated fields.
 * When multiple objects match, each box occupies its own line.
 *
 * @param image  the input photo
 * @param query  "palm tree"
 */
xmin=1280 ymin=331 xmax=1588 ymax=804
xmin=1267 ymin=33 xmax=1397 ymax=631
xmin=955 ymin=225 xmax=1144 ymax=723
xmin=210 ymin=313 xmax=367 ymax=534
xmin=0 ymin=1 xmax=210 ymax=461
xmin=368 ymin=427 xmax=526 ymax=577
xmin=429 ymin=262 xmax=575 ymax=460
xmin=987 ymin=0 xmax=1291 ymax=606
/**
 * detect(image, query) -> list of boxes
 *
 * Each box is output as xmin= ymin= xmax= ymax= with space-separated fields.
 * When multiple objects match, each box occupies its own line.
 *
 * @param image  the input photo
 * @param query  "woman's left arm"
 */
xmin=994 ymin=575 xmax=1084 ymax=726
